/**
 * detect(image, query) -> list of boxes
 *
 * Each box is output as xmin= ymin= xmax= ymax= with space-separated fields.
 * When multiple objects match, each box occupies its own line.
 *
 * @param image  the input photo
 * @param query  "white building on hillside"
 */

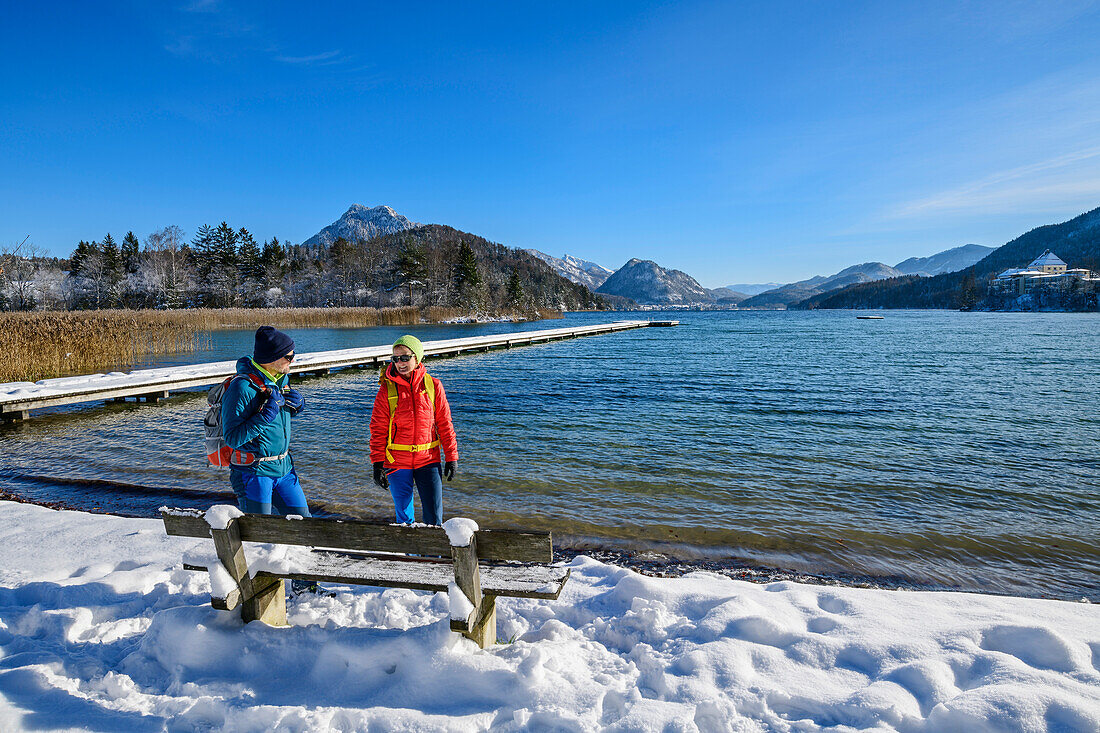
xmin=992 ymin=250 xmax=1099 ymax=295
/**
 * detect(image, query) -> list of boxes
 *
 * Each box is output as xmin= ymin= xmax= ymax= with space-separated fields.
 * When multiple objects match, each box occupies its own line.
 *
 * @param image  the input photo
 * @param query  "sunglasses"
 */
xmin=282 ymin=353 xmax=295 ymax=362
xmin=392 ymin=354 xmax=415 ymax=363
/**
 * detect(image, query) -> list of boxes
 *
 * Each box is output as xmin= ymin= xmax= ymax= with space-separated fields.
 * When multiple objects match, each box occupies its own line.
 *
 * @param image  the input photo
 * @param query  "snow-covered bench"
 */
xmin=159 ymin=506 xmax=571 ymax=648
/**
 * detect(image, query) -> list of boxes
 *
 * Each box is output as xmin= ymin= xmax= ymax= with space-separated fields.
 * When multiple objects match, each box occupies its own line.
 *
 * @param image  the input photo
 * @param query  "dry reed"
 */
xmin=1 ymin=311 xmax=198 ymax=383
xmin=2 ymin=305 xmax=551 ymax=383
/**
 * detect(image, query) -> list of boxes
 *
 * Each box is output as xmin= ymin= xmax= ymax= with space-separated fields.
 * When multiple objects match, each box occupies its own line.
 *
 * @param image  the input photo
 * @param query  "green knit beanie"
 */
xmin=392 ymin=334 xmax=424 ymax=363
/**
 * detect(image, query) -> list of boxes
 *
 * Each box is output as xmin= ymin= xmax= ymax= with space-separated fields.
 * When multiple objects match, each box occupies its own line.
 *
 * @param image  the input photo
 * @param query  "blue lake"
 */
xmin=3 ymin=310 xmax=1098 ymax=600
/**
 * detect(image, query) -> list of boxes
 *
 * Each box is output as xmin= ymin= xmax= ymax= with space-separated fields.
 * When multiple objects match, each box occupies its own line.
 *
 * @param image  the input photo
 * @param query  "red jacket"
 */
xmin=370 ymin=363 xmax=459 ymax=469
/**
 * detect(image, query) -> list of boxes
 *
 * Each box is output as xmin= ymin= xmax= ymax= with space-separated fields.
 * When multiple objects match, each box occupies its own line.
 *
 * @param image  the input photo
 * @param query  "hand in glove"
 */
xmin=373 ymin=462 xmax=389 ymax=489
xmin=443 ymin=461 xmax=457 ymax=481
xmin=257 ymin=388 xmax=285 ymax=423
xmin=283 ymin=388 xmax=304 ymax=415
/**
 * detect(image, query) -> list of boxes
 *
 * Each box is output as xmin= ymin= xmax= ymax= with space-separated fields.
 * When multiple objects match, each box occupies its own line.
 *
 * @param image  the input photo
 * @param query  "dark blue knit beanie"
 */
xmin=254 ymin=326 xmax=295 ymax=364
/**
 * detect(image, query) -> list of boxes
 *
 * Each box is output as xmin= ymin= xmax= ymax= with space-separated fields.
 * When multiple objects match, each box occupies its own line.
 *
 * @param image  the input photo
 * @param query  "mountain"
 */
xmin=362 ymin=224 xmax=613 ymax=311
xmin=894 ymin=244 xmax=994 ymax=276
xmin=525 ymin=250 xmax=614 ymax=291
xmin=706 ymin=287 xmax=749 ymax=304
xmin=795 ymin=206 xmax=1100 ymax=310
xmin=738 ymin=263 xmax=903 ymax=309
xmin=596 ymin=258 xmax=712 ymax=304
xmin=303 ymin=204 xmax=417 ymax=248
xmin=724 ymin=283 xmax=784 ymax=296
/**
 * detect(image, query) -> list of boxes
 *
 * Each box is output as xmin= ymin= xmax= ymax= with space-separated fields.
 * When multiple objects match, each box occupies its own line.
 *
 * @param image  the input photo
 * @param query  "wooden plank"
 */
xmin=236 ymin=515 xmax=454 ymax=557
xmin=477 ymin=529 xmax=552 ymax=563
xmin=451 ymin=535 xmax=482 ymax=632
xmin=480 ymin=565 xmax=570 ymax=599
xmin=251 ymin=552 xmax=570 ymax=598
xmin=210 ymin=516 xmax=286 ymax=626
xmin=162 ymin=509 xmax=552 ymax=563
xmin=161 ymin=509 xmax=211 ymax=539
xmin=452 ymin=594 xmax=496 ymax=648
xmin=243 ymin=575 xmax=286 ymax=626
xmin=212 ymin=586 xmax=241 ymax=611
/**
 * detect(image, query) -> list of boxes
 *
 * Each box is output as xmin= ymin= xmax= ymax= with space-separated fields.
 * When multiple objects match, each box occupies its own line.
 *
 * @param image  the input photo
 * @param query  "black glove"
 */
xmin=283 ymin=388 xmax=304 ymax=415
xmin=373 ymin=462 xmax=389 ymax=489
xmin=443 ymin=461 xmax=456 ymax=481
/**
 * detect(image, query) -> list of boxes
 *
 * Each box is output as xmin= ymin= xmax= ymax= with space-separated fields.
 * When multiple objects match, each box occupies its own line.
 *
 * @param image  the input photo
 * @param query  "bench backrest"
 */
xmin=160 ymin=508 xmax=553 ymax=563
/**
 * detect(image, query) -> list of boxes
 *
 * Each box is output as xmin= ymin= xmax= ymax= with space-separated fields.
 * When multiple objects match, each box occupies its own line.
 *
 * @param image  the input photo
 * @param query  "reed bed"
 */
xmin=1 ymin=311 xmax=198 ymax=383
xmin=3 ymin=305 xmax=556 ymax=383
xmin=181 ymin=306 xmax=422 ymax=330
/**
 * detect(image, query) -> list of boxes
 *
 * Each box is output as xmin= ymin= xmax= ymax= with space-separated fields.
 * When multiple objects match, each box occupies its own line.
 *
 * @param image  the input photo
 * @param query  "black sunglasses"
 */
xmin=392 ymin=354 xmax=415 ymax=363
xmin=282 ymin=353 xmax=295 ymax=362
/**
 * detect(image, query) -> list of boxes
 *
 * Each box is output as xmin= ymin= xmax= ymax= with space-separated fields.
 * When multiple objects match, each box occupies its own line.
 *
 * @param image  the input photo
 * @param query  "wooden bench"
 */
xmin=159 ymin=507 xmax=571 ymax=648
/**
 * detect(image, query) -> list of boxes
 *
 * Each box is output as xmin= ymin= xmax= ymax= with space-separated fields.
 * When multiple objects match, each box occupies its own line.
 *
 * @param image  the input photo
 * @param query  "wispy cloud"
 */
xmin=890 ymin=147 xmax=1100 ymax=218
xmin=274 ymin=50 xmax=345 ymax=66
xmin=874 ymin=69 xmax=1100 ymax=224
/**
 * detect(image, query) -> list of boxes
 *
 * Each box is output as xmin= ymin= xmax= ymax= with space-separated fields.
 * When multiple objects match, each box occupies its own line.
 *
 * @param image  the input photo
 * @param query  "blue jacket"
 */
xmin=221 ymin=357 xmax=293 ymax=478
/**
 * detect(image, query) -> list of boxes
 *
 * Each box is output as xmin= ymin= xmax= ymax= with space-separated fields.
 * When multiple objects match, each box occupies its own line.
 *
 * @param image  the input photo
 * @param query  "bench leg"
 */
xmin=243 ymin=577 xmax=286 ymax=626
xmin=464 ymin=594 xmax=497 ymax=649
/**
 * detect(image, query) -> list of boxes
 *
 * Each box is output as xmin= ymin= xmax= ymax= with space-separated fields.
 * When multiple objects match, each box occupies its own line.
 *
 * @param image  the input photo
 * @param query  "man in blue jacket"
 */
xmin=222 ymin=326 xmax=310 ymax=516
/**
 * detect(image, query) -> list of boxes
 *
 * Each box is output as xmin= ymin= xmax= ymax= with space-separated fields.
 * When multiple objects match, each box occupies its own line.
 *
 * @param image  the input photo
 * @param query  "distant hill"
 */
xmin=303 ymin=204 xmax=417 ymax=248
xmin=706 ymin=286 xmax=749 ymax=305
xmin=738 ymin=263 xmax=902 ymax=309
xmin=364 ymin=224 xmax=612 ymax=311
xmin=724 ymin=282 xmax=784 ymax=295
xmin=795 ymin=206 xmax=1100 ymax=310
xmin=525 ymin=250 xmax=614 ymax=291
xmin=894 ymin=244 xmax=994 ymax=276
xmin=596 ymin=258 xmax=712 ymax=304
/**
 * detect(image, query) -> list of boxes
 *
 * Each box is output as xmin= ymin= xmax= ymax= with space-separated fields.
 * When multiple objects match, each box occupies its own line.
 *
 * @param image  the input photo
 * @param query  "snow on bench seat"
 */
xmin=256 ymin=549 xmax=570 ymax=599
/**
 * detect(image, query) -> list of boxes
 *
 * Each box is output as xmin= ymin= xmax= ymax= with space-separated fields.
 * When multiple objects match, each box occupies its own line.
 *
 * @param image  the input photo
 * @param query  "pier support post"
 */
xmin=1 ymin=410 xmax=30 ymax=422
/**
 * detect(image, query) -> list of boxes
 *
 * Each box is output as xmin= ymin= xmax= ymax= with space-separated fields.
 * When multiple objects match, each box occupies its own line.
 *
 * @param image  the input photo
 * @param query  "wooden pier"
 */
xmin=1 ymin=320 xmax=676 ymax=422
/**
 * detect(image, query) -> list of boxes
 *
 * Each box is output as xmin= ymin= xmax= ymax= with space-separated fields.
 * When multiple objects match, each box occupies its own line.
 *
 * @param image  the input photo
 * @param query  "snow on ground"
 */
xmin=0 ymin=501 xmax=1097 ymax=732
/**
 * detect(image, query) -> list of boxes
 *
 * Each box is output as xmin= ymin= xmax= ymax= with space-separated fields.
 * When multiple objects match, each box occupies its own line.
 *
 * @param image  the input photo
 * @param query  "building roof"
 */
xmin=1028 ymin=250 xmax=1067 ymax=268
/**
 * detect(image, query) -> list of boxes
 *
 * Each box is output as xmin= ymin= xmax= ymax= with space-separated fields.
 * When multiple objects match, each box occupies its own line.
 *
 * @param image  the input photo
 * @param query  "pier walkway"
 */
xmin=1 ymin=320 xmax=676 ymax=421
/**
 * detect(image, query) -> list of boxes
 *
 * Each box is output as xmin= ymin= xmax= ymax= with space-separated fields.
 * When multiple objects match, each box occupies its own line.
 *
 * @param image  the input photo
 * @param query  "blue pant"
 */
xmin=231 ymin=467 xmax=311 ymax=517
xmin=388 ymin=464 xmax=443 ymax=525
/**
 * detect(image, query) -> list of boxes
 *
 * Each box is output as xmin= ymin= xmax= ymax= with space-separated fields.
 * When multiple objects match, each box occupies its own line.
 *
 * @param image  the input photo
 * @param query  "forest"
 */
xmin=0 ymin=223 xmax=618 ymax=314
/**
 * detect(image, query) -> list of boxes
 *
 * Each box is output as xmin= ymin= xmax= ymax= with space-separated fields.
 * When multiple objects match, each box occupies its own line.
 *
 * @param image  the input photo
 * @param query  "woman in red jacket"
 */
xmin=370 ymin=335 xmax=459 ymax=525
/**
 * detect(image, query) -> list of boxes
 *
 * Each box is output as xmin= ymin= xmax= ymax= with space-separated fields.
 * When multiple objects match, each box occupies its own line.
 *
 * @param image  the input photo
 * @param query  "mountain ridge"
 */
xmin=794 ymin=206 xmax=1100 ymax=310
xmin=525 ymin=250 xmax=613 ymax=291
xmin=596 ymin=258 xmax=712 ymax=304
xmin=303 ymin=204 xmax=417 ymax=248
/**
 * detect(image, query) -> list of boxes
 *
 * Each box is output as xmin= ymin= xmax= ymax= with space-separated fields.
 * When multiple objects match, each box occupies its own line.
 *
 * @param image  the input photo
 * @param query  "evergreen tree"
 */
xmin=121 ymin=231 xmax=141 ymax=274
xmin=101 ymin=233 xmax=121 ymax=283
xmin=329 ymin=236 xmax=356 ymax=306
xmin=396 ymin=237 xmax=428 ymax=306
xmin=959 ymin=272 xmax=978 ymax=311
xmin=505 ymin=269 xmax=525 ymax=308
xmin=69 ymin=240 xmax=99 ymax=277
xmin=261 ymin=237 xmax=287 ymax=289
xmin=191 ymin=224 xmax=215 ymax=276
xmin=237 ymin=228 xmax=262 ymax=281
xmin=451 ymin=240 xmax=484 ymax=309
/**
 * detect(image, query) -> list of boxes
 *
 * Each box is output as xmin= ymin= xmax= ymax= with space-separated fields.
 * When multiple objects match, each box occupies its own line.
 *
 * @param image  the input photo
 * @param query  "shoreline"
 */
xmin=0 ymin=487 xmax=1062 ymax=604
xmin=0 ymin=497 xmax=1096 ymax=730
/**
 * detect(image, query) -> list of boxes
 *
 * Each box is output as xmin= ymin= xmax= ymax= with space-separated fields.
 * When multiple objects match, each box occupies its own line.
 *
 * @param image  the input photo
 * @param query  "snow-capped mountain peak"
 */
xmin=303 ymin=204 xmax=417 ymax=247
xmin=525 ymin=250 xmax=614 ymax=291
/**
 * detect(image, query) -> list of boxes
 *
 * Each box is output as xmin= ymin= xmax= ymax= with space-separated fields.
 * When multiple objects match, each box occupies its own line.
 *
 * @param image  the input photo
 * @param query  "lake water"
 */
xmin=3 ymin=310 xmax=1098 ymax=600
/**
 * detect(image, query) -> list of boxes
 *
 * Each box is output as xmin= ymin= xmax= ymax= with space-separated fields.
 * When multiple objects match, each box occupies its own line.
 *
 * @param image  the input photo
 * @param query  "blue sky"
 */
xmin=4 ymin=1 xmax=1100 ymax=286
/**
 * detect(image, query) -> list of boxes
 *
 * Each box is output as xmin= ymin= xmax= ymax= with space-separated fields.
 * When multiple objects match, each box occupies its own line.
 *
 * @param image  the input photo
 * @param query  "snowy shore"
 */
xmin=0 ymin=501 xmax=1097 ymax=732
